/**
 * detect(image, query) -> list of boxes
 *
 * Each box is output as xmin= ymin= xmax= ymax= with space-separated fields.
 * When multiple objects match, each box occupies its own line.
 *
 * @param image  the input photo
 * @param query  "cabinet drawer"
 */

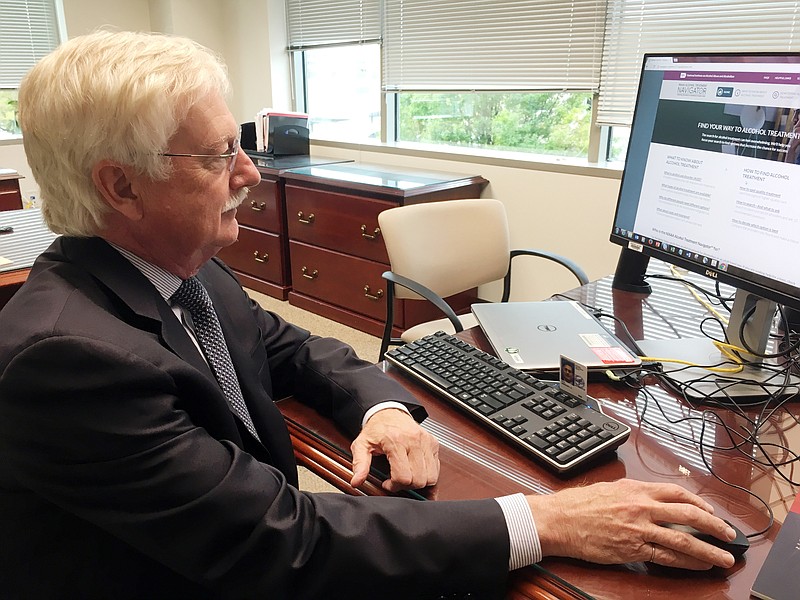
xmin=289 ymin=241 xmax=391 ymax=321
xmin=0 ymin=183 xmax=23 ymax=211
xmin=217 ymin=226 xmax=285 ymax=284
xmin=285 ymin=185 xmax=392 ymax=262
xmin=236 ymin=178 xmax=281 ymax=233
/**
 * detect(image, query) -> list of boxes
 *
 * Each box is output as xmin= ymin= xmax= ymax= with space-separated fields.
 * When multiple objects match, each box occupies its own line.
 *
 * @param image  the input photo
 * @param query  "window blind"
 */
xmin=0 ymin=0 xmax=62 ymax=89
xmin=382 ymin=0 xmax=606 ymax=92
xmin=598 ymin=0 xmax=800 ymax=127
xmin=286 ymin=0 xmax=381 ymax=49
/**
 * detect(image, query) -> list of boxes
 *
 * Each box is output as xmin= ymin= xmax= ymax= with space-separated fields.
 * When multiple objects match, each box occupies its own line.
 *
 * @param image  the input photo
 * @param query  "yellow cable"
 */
xmin=639 ymin=353 xmax=744 ymax=374
xmin=637 ymin=266 xmax=747 ymax=372
xmin=668 ymin=264 xmax=729 ymax=325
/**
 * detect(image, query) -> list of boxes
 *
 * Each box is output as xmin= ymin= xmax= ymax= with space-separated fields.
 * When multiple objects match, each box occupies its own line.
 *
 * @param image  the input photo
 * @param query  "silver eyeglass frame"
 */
xmin=160 ymin=135 xmax=241 ymax=173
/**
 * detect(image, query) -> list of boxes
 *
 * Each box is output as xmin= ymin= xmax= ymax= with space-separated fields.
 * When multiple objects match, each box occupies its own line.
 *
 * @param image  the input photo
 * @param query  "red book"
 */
xmin=751 ymin=494 xmax=800 ymax=600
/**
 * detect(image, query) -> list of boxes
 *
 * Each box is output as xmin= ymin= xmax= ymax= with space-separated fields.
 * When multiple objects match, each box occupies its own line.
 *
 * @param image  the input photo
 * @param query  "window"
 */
xmin=288 ymin=1 xmax=800 ymax=162
xmin=599 ymin=1 xmax=800 ymax=162
xmin=287 ymin=0 xmax=381 ymax=143
xmin=0 ymin=0 xmax=64 ymax=138
xmin=288 ymin=0 xmax=603 ymax=156
xmin=0 ymin=90 xmax=20 ymax=140
xmin=382 ymin=0 xmax=604 ymax=158
xmin=297 ymin=44 xmax=381 ymax=142
xmin=395 ymin=91 xmax=593 ymax=157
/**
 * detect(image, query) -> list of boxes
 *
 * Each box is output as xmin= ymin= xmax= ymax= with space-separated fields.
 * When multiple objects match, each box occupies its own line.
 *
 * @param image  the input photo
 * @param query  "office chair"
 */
xmin=377 ymin=198 xmax=589 ymax=360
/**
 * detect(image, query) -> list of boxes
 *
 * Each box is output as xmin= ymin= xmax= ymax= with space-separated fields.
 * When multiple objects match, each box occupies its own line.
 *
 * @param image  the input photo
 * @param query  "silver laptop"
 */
xmin=471 ymin=301 xmax=641 ymax=373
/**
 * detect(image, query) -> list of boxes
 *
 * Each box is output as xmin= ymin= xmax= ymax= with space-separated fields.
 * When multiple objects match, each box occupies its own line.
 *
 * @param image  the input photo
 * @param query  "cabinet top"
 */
xmin=282 ymin=162 xmax=488 ymax=197
xmin=246 ymin=153 xmax=351 ymax=174
xmin=0 ymin=168 xmax=21 ymax=181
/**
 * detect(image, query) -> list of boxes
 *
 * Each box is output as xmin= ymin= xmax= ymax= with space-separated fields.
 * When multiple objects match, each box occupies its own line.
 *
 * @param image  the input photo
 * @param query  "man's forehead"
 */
xmin=175 ymin=99 xmax=236 ymax=148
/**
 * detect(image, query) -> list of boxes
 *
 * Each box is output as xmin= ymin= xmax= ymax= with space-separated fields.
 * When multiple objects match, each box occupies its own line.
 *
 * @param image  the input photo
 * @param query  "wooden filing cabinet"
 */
xmin=282 ymin=163 xmax=488 ymax=337
xmin=0 ymin=170 xmax=23 ymax=212
xmin=218 ymin=172 xmax=290 ymax=299
xmin=216 ymin=155 xmax=350 ymax=300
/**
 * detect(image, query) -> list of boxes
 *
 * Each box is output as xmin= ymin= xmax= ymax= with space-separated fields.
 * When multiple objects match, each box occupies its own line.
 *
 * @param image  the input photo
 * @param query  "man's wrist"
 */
xmin=361 ymin=401 xmax=411 ymax=428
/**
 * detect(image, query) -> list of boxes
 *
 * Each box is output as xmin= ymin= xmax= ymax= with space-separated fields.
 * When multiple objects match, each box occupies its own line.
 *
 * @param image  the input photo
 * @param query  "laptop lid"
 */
xmin=471 ymin=301 xmax=641 ymax=372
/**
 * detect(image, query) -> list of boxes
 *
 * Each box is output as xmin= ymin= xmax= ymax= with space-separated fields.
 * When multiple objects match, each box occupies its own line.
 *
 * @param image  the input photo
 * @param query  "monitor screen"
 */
xmin=609 ymin=52 xmax=800 ymax=399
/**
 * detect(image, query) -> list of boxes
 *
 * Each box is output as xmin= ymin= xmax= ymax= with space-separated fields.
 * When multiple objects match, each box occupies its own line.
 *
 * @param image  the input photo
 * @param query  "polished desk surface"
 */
xmin=0 ymin=208 xmax=57 ymax=284
xmin=277 ymin=269 xmax=799 ymax=600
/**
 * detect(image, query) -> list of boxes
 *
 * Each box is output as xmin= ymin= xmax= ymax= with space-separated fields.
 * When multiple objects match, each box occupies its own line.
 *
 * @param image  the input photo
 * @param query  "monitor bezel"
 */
xmin=609 ymin=51 xmax=800 ymax=313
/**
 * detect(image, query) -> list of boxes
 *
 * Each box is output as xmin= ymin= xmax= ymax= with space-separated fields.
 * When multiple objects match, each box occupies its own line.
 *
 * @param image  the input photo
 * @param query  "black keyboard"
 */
xmin=385 ymin=331 xmax=631 ymax=474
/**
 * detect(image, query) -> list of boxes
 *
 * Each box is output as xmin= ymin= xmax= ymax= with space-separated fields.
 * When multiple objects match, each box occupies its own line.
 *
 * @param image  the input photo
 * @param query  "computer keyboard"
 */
xmin=385 ymin=331 xmax=631 ymax=474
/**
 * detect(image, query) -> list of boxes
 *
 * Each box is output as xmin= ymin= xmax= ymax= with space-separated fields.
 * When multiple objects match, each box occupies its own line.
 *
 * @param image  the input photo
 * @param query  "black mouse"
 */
xmin=661 ymin=520 xmax=750 ymax=559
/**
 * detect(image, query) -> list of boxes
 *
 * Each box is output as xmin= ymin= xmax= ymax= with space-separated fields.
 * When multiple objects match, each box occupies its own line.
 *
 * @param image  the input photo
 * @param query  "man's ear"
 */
xmin=92 ymin=160 xmax=143 ymax=221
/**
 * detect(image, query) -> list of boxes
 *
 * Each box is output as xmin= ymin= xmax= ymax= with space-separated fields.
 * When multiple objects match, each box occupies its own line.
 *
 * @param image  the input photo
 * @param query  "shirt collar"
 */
xmin=108 ymin=243 xmax=183 ymax=301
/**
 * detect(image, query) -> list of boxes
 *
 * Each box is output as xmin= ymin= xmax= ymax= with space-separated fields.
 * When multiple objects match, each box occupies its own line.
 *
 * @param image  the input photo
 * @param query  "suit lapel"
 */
xmin=59 ymin=238 xmax=297 ymax=482
xmin=60 ymin=237 xmax=214 ymax=379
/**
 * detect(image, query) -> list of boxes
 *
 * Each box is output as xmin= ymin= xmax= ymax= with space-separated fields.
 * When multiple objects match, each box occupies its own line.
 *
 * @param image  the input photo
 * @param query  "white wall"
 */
xmin=61 ymin=0 xmax=152 ymax=35
xmin=224 ymin=0 xmax=291 ymax=125
xmin=1 ymin=0 xmax=625 ymax=298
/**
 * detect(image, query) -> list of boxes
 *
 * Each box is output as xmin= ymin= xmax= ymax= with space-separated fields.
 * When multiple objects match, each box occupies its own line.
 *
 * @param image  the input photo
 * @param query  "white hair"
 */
xmin=18 ymin=30 xmax=231 ymax=236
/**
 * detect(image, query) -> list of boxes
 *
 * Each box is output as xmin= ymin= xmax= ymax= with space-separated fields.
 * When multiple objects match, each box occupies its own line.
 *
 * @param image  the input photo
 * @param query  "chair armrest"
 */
xmin=382 ymin=271 xmax=464 ymax=333
xmin=503 ymin=249 xmax=590 ymax=301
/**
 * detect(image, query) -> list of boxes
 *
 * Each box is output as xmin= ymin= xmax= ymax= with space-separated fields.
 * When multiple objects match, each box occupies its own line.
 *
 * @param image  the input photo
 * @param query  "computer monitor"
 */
xmin=609 ymin=52 xmax=800 ymax=400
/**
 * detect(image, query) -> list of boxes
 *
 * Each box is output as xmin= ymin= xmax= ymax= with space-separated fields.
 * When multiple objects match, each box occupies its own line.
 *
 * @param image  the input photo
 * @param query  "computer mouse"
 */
xmin=661 ymin=520 xmax=750 ymax=559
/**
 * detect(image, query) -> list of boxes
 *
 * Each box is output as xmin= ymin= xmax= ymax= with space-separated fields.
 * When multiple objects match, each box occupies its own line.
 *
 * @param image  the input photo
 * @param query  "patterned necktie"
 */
xmin=171 ymin=277 xmax=261 ymax=442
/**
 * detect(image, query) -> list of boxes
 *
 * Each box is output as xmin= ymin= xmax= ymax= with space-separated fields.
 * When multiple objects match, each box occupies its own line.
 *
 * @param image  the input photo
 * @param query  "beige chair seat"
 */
xmin=399 ymin=313 xmax=479 ymax=344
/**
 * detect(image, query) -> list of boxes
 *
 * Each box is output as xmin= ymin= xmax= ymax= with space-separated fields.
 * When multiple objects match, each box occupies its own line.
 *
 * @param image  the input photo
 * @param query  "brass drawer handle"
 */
xmin=301 ymin=266 xmax=319 ymax=280
xmin=364 ymin=285 xmax=384 ymax=301
xmin=297 ymin=211 xmax=315 ymax=224
xmin=253 ymin=251 xmax=269 ymax=263
xmin=250 ymin=200 xmax=266 ymax=211
xmin=360 ymin=225 xmax=381 ymax=240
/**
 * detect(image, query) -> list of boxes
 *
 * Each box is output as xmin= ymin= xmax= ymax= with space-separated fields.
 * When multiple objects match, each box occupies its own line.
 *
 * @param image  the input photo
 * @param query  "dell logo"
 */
xmin=705 ymin=269 xmax=718 ymax=279
xmin=538 ymin=324 xmax=558 ymax=332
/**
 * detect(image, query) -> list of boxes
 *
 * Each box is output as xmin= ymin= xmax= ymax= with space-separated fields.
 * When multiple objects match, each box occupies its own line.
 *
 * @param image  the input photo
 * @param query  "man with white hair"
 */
xmin=0 ymin=30 xmax=737 ymax=599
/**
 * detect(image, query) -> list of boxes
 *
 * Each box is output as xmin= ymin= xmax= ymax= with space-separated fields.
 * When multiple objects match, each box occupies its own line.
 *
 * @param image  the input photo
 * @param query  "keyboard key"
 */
xmin=526 ymin=435 xmax=550 ymax=450
xmin=578 ymin=436 xmax=603 ymax=451
xmin=556 ymin=447 xmax=581 ymax=463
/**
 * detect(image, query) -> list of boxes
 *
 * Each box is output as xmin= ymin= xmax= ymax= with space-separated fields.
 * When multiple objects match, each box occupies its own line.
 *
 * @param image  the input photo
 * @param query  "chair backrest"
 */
xmin=378 ymin=198 xmax=511 ymax=300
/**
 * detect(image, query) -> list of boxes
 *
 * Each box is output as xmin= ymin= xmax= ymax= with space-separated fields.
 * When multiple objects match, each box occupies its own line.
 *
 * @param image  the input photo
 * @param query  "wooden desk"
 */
xmin=277 ymin=270 xmax=798 ymax=600
xmin=216 ymin=155 xmax=352 ymax=301
xmin=0 ymin=209 xmax=57 ymax=308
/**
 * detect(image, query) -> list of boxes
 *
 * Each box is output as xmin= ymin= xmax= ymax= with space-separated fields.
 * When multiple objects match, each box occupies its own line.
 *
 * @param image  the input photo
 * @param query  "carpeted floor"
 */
xmin=246 ymin=289 xmax=382 ymax=363
xmin=245 ymin=288 xmax=382 ymax=493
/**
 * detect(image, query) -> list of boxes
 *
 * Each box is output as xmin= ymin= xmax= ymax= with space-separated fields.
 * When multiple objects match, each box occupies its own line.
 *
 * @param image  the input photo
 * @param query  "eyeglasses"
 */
xmin=160 ymin=136 xmax=241 ymax=173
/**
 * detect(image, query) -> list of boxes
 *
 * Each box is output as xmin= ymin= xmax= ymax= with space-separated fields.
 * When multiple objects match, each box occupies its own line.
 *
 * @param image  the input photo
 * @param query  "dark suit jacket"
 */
xmin=0 ymin=237 xmax=509 ymax=599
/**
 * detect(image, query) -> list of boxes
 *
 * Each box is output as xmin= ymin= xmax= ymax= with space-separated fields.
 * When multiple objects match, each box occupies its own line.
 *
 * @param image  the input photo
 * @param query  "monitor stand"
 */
xmin=637 ymin=290 xmax=800 ymax=402
xmin=636 ymin=337 xmax=800 ymax=402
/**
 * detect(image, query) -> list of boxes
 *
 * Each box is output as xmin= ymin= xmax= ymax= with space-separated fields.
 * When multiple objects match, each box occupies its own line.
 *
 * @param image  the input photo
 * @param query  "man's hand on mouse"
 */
xmin=526 ymin=479 xmax=737 ymax=570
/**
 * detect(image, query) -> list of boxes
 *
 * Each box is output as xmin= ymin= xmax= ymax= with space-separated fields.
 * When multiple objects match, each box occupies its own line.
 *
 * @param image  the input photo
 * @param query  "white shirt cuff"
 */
xmin=495 ymin=493 xmax=542 ymax=570
xmin=361 ymin=401 xmax=412 ymax=427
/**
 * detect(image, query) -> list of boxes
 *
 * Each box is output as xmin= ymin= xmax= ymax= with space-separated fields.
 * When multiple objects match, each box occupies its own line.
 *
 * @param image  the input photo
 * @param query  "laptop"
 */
xmin=471 ymin=301 xmax=641 ymax=374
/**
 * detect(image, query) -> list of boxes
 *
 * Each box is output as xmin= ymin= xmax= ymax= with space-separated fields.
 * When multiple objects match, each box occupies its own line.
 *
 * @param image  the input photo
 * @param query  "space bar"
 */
xmin=408 ymin=363 xmax=452 ymax=389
